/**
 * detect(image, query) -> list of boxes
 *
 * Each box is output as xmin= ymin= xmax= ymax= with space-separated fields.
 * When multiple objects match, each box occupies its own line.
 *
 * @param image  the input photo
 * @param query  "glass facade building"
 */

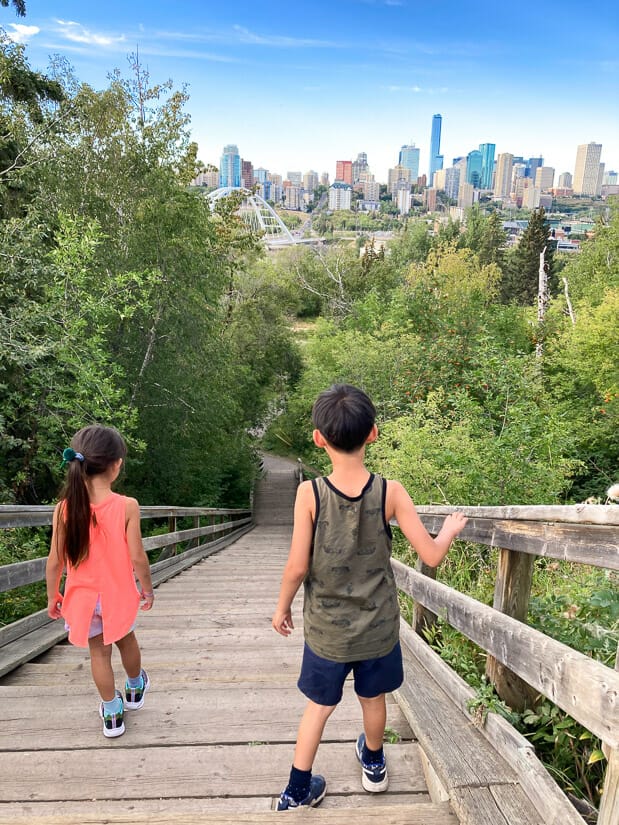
xmin=428 ymin=115 xmax=443 ymax=186
xmin=219 ymin=144 xmax=241 ymax=188
xmin=399 ymin=145 xmax=420 ymax=182
xmin=479 ymin=143 xmax=496 ymax=189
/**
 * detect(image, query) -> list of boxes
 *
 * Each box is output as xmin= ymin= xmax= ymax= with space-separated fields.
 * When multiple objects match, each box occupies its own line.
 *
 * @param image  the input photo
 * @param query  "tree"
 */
xmin=501 ymin=207 xmax=556 ymax=304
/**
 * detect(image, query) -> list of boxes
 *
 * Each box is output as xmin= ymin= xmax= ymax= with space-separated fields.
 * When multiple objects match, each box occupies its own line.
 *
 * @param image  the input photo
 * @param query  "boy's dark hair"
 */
xmin=312 ymin=384 xmax=376 ymax=453
xmin=60 ymin=425 xmax=127 ymax=568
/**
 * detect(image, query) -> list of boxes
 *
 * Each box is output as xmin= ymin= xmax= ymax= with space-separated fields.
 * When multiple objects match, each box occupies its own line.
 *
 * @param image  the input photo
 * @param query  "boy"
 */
xmin=272 ymin=384 xmax=467 ymax=809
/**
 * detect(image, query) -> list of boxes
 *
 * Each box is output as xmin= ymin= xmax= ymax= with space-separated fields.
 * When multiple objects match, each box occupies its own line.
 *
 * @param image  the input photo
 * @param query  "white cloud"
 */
xmin=232 ymin=25 xmax=339 ymax=49
xmin=54 ymin=19 xmax=126 ymax=48
xmin=387 ymin=84 xmax=447 ymax=94
xmin=7 ymin=24 xmax=40 ymax=44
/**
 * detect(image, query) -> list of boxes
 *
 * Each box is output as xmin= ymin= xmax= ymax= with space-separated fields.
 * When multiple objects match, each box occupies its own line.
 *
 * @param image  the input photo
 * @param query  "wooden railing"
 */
xmin=392 ymin=503 xmax=619 ymax=825
xmin=0 ymin=505 xmax=252 ymax=678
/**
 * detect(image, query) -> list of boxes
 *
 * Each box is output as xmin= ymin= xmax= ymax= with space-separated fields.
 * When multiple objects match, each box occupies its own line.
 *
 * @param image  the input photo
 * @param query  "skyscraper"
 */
xmin=526 ymin=157 xmax=543 ymax=180
xmin=335 ymin=160 xmax=353 ymax=185
xmin=479 ymin=143 xmax=496 ymax=189
xmin=466 ymin=150 xmax=483 ymax=188
xmin=573 ymin=143 xmax=603 ymax=195
xmin=494 ymin=153 xmax=514 ymax=199
xmin=428 ymin=115 xmax=443 ymax=186
xmin=399 ymin=144 xmax=420 ymax=182
xmin=219 ymin=144 xmax=241 ymax=188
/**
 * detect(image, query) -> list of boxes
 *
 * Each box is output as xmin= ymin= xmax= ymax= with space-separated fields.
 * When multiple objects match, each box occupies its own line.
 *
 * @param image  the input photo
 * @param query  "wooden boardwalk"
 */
xmin=0 ymin=461 xmax=456 ymax=824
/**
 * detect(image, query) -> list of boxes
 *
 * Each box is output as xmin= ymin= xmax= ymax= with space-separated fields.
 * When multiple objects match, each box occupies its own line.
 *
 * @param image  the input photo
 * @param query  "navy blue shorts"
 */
xmin=297 ymin=641 xmax=403 ymax=706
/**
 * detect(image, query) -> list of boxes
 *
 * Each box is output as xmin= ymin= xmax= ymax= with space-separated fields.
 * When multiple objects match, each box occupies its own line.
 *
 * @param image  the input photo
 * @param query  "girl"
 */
xmin=46 ymin=425 xmax=154 ymax=738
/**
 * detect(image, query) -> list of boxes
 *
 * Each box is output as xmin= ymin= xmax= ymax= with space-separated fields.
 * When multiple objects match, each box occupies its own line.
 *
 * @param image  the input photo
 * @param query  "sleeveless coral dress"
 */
xmin=61 ymin=493 xmax=141 ymax=647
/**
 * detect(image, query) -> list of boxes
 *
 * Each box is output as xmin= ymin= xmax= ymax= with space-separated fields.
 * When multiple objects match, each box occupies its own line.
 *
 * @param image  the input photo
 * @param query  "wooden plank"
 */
xmin=0 ymin=742 xmax=426 ymax=801
xmin=0 ymin=802 xmax=458 ymax=825
xmin=0 ymin=609 xmax=51 ymax=648
xmin=398 ymin=620 xmax=586 ymax=825
xmin=392 ymin=558 xmax=619 ymax=746
xmin=408 ymin=517 xmax=619 ymax=570
xmin=414 ymin=504 xmax=619 ymax=525
xmin=0 ymin=621 xmax=68 ymax=679
xmin=0 ymin=506 xmax=251 ymax=529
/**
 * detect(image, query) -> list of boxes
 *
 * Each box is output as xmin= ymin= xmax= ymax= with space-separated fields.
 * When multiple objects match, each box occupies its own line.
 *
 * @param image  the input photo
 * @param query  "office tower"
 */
xmin=303 ymin=170 xmax=319 ymax=194
xmin=479 ymin=143 xmax=496 ymax=189
xmin=287 ymin=171 xmax=302 ymax=185
xmin=428 ymin=114 xmax=444 ymax=186
xmin=445 ymin=166 xmax=460 ymax=200
xmin=458 ymin=181 xmax=475 ymax=208
xmin=241 ymin=160 xmax=254 ymax=189
xmin=494 ymin=153 xmax=514 ymax=199
xmin=603 ymin=170 xmax=618 ymax=185
xmin=526 ymin=157 xmax=543 ymax=180
xmin=328 ymin=182 xmax=352 ymax=210
xmin=512 ymin=163 xmax=527 ymax=186
xmin=466 ymin=150 xmax=483 ymax=188
xmin=424 ymin=188 xmax=438 ymax=211
xmin=397 ymin=189 xmax=412 ymax=214
xmin=399 ymin=144 xmax=420 ymax=182
xmin=557 ymin=172 xmax=573 ymax=189
xmin=433 ymin=168 xmax=447 ymax=191
xmin=522 ymin=186 xmax=541 ymax=209
xmin=219 ymin=144 xmax=241 ymax=188
xmin=285 ymin=186 xmax=304 ymax=210
xmin=335 ymin=160 xmax=353 ymax=185
xmin=320 ymin=172 xmax=330 ymax=186
xmin=363 ymin=178 xmax=380 ymax=201
xmin=388 ymin=165 xmax=411 ymax=194
xmin=254 ymin=167 xmax=269 ymax=184
xmin=535 ymin=167 xmax=555 ymax=191
xmin=352 ymin=152 xmax=369 ymax=183
xmin=573 ymin=143 xmax=603 ymax=195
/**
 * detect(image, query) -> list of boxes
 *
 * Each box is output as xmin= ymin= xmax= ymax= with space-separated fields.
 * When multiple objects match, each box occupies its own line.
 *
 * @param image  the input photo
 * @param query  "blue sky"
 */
xmin=4 ymin=0 xmax=618 ymax=182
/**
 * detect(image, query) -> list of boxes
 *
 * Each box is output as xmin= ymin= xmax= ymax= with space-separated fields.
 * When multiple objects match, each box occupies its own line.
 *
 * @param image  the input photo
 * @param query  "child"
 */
xmin=272 ymin=384 xmax=467 ymax=809
xmin=45 ymin=425 xmax=154 ymax=738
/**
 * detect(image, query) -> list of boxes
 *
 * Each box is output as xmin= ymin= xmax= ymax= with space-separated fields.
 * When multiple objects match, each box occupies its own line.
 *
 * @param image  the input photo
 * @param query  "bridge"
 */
xmin=0 ymin=454 xmax=618 ymax=824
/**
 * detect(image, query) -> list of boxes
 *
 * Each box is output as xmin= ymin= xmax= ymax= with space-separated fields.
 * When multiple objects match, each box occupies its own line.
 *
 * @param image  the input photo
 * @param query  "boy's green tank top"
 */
xmin=303 ymin=473 xmax=400 ymax=663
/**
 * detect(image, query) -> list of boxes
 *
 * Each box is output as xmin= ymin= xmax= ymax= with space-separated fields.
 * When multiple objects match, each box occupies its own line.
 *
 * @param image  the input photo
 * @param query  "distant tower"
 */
xmin=335 ymin=160 xmax=353 ymax=185
xmin=399 ymin=144 xmax=420 ymax=182
xmin=573 ymin=143 xmax=603 ymax=195
xmin=479 ymin=143 xmax=496 ymax=189
xmin=219 ymin=144 xmax=241 ymax=188
xmin=428 ymin=115 xmax=443 ymax=186
xmin=466 ymin=150 xmax=483 ymax=188
xmin=494 ymin=153 xmax=514 ymax=199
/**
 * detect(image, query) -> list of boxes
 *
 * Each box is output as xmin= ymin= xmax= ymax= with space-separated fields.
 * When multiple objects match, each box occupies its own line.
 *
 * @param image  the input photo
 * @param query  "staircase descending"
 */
xmin=252 ymin=453 xmax=298 ymax=526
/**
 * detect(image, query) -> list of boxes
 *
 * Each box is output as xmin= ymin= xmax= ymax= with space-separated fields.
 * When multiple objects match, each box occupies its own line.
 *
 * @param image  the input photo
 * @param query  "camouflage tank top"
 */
xmin=303 ymin=473 xmax=400 ymax=662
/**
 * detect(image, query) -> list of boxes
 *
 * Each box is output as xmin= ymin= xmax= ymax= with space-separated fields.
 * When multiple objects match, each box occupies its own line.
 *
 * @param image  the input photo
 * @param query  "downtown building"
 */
xmin=328 ymin=181 xmax=352 ymax=211
xmin=573 ymin=143 xmax=603 ymax=196
xmin=428 ymin=114 xmax=444 ymax=186
xmin=219 ymin=144 xmax=241 ymax=188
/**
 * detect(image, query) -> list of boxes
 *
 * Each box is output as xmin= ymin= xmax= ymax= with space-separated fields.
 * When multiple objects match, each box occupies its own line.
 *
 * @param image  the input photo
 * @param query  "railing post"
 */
xmin=598 ymin=642 xmax=619 ymax=825
xmin=412 ymin=560 xmax=438 ymax=637
xmin=157 ymin=515 xmax=178 ymax=561
xmin=485 ymin=546 xmax=538 ymax=711
xmin=190 ymin=515 xmax=200 ymax=549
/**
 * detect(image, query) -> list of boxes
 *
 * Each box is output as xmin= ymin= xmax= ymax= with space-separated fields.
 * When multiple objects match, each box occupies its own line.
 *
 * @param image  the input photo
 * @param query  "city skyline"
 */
xmin=3 ymin=0 xmax=618 ymax=181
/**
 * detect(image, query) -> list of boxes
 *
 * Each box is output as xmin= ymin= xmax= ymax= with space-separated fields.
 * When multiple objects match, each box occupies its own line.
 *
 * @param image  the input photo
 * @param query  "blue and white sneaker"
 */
xmin=276 ymin=775 xmax=327 ymax=810
xmin=356 ymin=733 xmax=388 ymax=792
xmin=99 ymin=690 xmax=125 ymax=738
xmin=124 ymin=668 xmax=150 ymax=710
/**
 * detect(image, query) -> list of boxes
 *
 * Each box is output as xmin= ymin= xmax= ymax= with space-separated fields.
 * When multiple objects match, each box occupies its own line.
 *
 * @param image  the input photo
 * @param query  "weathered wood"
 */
xmin=412 ymin=559 xmax=438 ymax=636
xmin=486 ymin=548 xmax=538 ymax=711
xmin=392 ymin=558 xmax=619 ymax=746
xmin=0 ymin=803 xmax=458 ymax=824
xmin=0 ymin=608 xmax=51 ymax=648
xmin=406 ymin=516 xmax=619 ymax=570
xmin=415 ymin=504 xmax=619 ymax=525
xmin=0 ymin=505 xmax=251 ymax=529
xmin=398 ymin=620 xmax=587 ymax=825
xmin=598 ymin=641 xmax=619 ymax=825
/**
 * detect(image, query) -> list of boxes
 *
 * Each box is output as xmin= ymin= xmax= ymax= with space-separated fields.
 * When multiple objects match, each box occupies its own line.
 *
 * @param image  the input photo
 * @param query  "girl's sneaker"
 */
xmin=124 ymin=668 xmax=150 ymax=710
xmin=99 ymin=690 xmax=125 ymax=738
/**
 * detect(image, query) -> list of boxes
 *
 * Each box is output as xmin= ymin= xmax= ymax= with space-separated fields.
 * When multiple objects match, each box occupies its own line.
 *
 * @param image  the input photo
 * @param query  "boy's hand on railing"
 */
xmin=47 ymin=593 xmax=63 ymax=619
xmin=444 ymin=511 xmax=468 ymax=538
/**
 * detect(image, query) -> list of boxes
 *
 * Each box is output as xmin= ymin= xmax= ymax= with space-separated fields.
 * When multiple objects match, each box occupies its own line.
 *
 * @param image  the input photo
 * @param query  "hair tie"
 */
xmin=60 ymin=447 xmax=85 ymax=469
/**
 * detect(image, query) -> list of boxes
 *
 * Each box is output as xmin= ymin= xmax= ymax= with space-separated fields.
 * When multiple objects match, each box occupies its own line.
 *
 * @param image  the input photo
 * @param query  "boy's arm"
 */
xmin=272 ymin=480 xmax=315 ymax=637
xmin=126 ymin=497 xmax=154 ymax=610
xmin=387 ymin=480 xmax=467 ymax=567
xmin=46 ymin=503 xmax=65 ymax=619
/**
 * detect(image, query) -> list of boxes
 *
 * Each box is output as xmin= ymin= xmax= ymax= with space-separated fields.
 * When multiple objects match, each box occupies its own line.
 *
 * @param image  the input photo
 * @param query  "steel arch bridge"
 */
xmin=205 ymin=186 xmax=297 ymax=247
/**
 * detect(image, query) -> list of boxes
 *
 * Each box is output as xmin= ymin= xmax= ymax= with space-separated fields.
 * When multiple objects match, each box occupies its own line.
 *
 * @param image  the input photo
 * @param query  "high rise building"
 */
xmin=254 ymin=167 xmax=269 ymax=184
xmin=388 ymin=165 xmax=411 ymax=194
xmin=433 ymin=168 xmax=447 ymax=191
xmin=573 ymin=143 xmax=603 ymax=195
xmin=479 ymin=143 xmax=496 ymax=189
xmin=603 ymin=170 xmax=618 ymax=185
xmin=328 ymin=182 xmax=352 ymax=211
xmin=557 ymin=172 xmax=573 ymax=189
xmin=241 ymin=160 xmax=254 ymax=189
xmin=466 ymin=150 xmax=483 ymax=188
xmin=445 ymin=166 xmax=460 ymax=200
xmin=535 ymin=166 xmax=555 ymax=191
xmin=320 ymin=172 xmax=330 ymax=187
xmin=219 ymin=144 xmax=241 ymax=188
xmin=335 ymin=160 xmax=353 ymax=185
xmin=458 ymin=181 xmax=475 ymax=208
xmin=287 ymin=171 xmax=303 ymax=185
xmin=494 ymin=153 xmax=514 ymax=199
xmin=303 ymin=170 xmax=319 ymax=194
xmin=352 ymin=152 xmax=369 ymax=183
xmin=526 ymin=157 xmax=543 ymax=180
xmin=363 ymin=178 xmax=380 ymax=202
xmin=399 ymin=144 xmax=420 ymax=183
xmin=428 ymin=115 xmax=443 ymax=187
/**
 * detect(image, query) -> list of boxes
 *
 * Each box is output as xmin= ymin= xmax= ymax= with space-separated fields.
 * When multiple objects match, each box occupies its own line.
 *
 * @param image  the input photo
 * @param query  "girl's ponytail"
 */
xmin=59 ymin=426 xmax=127 ymax=568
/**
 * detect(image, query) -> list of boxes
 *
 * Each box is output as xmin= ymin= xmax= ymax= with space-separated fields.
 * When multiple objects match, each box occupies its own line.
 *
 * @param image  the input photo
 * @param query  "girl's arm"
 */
xmin=387 ymin=480 xmax=467 ymax=567
xmin=46 ymin=503 xmax=65 ymax=619
xmin=272 ymin=480 xmax=315 ymax=636
xmin=126 ymin=497 xmax=154 ymax=610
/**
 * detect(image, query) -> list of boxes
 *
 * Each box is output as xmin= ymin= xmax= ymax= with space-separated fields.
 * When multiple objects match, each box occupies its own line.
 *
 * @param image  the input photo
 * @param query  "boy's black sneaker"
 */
xmin=276 ymin=774 xmax=327 ymax=810
xmin=356 ymin=733 xmax=389 ymax=792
